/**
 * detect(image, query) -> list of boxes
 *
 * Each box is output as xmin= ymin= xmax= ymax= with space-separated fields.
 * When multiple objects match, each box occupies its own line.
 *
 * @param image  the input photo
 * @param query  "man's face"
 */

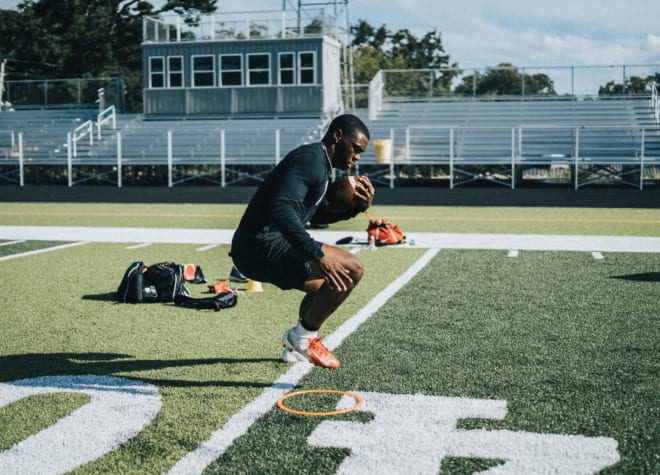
xmin=333 ymin=131 xmax=369 ymax=170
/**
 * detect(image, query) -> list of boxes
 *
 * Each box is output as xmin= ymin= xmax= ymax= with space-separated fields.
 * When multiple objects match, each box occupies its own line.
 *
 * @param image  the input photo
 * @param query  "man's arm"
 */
xmin=268 ymin=154 xmax=326 ymax=261
xmin=309 ymin=176 xmax=375 ymax=225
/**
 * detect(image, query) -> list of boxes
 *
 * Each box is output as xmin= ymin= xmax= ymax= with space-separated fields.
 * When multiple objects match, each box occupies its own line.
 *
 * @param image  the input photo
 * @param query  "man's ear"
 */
xmin=333 ymin=129 xmax=343 ymax=144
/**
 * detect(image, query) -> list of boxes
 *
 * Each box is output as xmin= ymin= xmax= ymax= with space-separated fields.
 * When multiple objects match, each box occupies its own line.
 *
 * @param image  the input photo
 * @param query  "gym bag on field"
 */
xmin=116 ymin=261 xmax=190 ymax=303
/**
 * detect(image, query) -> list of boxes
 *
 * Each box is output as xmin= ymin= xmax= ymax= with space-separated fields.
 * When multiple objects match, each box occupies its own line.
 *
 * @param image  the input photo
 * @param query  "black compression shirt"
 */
xmin=232 ymin=142 xmax=331 ymax=262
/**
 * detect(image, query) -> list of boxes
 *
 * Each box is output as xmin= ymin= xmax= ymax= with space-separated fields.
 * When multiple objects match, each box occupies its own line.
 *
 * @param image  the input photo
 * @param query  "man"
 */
xmin=230 ymin=114 xmax=374 ymax=369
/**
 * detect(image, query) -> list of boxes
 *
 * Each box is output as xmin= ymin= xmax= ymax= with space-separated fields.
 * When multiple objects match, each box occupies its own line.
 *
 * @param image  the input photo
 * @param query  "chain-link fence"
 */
xmin=3 ymin=77 xmax=125 ymax=111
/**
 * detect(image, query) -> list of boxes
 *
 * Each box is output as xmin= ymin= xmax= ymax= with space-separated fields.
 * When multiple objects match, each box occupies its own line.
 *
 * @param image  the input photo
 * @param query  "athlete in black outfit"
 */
xmin=230 ymin=114 xmax=374 ymax=368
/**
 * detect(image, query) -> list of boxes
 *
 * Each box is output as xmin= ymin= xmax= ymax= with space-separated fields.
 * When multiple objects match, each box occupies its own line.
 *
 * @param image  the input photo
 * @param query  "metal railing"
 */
xmin=5 ymin=124 xmax=659 ymax=189
xmin=358 ymin=124 xmax=660 ymax=189
xmin=67 ymin=105 xmax=117 ymax=159
xmin=3 ymin=77 xmax=123 ymax=110
xmin=143 ymin=8 xmax=346 ymax=44
xmin=651 ymin=82 xmax=659 ymax=124
xmin=369 ymin=65 xmax=660 ymax=100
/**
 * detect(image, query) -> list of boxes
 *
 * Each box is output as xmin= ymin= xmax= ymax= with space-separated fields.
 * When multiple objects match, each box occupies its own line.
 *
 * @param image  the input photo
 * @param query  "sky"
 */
xmin=1 ymin=0 xmax=659 ymax=95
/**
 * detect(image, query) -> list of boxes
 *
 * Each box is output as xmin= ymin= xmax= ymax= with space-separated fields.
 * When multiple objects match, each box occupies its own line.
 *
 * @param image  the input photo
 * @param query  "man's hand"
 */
xmin=353 ymin=176 xmax=375 ymax=212
xmin=316 ymin=254 xmax=353 ymax=292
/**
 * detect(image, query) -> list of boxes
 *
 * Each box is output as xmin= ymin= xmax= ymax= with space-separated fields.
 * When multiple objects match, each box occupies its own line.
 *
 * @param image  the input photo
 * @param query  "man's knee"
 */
xmin=346 ymin=254 xmax=364 ymax=282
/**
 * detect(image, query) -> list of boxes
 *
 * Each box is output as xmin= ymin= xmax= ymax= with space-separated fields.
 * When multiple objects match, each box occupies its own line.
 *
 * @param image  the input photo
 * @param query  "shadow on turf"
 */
xmin=611 ymin=272 xmax=660 ymax=282
xmin=82 ymin=292 xmax=117 ymax=302
xmin=0 ymin=352 xmax=280 ymax=388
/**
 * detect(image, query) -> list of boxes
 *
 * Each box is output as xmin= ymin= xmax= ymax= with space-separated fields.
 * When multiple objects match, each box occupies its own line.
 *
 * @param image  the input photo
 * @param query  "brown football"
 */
xmin=319 ymin=176 xmax=357 ymax=213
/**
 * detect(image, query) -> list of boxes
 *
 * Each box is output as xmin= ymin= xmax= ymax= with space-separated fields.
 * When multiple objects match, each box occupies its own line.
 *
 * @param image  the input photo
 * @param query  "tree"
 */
xmin=454 ymin=63 xmax=556 ymax=97
xmin=0 ymin=0 xmax=217 ymax=110
xmin=351 ymin=19 xmax=459 ymax=99
xmin=598 ymin=73 xmax=660 ymax=96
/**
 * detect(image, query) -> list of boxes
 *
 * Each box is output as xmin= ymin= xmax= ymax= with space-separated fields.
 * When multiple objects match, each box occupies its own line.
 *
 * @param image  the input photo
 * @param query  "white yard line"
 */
xmin=507 ymin=250 xmax=519 ymax=258
xmin=196 ymin=243 xmax=221 ymax=252
xmin=1 ymin=226 xmax=659 ymax=253
xmin=0 ymin=226 xmax=235 ymax=245
xmin=0 ymin=239 xmax=26 ymax=247
xmin=125 ymin=243 xmax=153 ymax=250
xmin=168 ymin=248 xmax=440 ymax=475
xmin=0 ymin=241 xmax=89 ymax=262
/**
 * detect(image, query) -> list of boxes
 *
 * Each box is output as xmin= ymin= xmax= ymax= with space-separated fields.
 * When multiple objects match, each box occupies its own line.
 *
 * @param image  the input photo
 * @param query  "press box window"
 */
xmin=299 ymin=52 xmax=315 ymax=84
xmin=220 ymin=54 xmax=243 ymax=86
xmin=168 ymin=56 xmax=183 ymax=88
xmin=247 ymin=53 xmax=270 ymax=85
xmin=192 ymin=55 xmax=215 ymax=87
xmin=279 ymin=53 xmax=295 ymax=85
xmin=149 ymin=57 xmax=165 ymax=88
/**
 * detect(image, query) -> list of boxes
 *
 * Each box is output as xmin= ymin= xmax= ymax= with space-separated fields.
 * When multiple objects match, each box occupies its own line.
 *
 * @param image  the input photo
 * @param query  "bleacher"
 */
xmin=0 ymin=109 xmax=328 ymax=185
xmin=1 ymin=96 xmax=659 ymax=188
xmin=0 ymin=109 xmax=97 ymax=162
xmin=359 ymin=96 xmax=660 ymax=188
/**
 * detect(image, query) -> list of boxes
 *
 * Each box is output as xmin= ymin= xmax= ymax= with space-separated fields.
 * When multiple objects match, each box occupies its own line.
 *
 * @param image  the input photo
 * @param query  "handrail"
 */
xmin=97 ymin=105 xmax=116 ymax=139
xmin=651 ymin=82 xmax=659 ymax=124
xmin=72 ymin=119 xmax=93 ymax=158
xmin=368 ymin=70 xmax=384 ymax=121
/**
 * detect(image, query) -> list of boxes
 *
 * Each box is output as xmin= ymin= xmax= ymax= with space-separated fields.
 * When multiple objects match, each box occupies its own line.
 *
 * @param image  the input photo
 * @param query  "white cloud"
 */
xmin=2 ymin=0 xmax=658 ymax=94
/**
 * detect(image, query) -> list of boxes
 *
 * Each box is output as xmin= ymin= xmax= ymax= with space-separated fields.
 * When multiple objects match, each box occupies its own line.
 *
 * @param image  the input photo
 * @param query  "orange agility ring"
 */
xmin=277 ymin=389 xmax=363 ymax=417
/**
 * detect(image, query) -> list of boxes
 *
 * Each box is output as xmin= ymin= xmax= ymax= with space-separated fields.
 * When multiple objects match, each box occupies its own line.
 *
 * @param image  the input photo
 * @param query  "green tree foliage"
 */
xmin=598 ymin=73 xmax=660 ymax=95
xmin=351 ymin=19 xmax=458 ymax=97
xmin=0 ymin=0 xmax=216 ymax=110
xmin=454 ymin=63 xmax=556 ymax=97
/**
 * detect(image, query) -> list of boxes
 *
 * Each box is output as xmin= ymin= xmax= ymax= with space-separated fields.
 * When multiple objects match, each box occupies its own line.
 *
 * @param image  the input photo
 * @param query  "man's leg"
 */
xmin=283 ymin=244 xmax=364 ymax=368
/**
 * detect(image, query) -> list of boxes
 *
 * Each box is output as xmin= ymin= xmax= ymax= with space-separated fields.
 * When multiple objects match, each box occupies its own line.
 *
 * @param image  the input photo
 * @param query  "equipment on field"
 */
xmin=207 ymin=279 xmax=229 ymax=294
xmin=247 ymin=279 xmax=263 ymax=292
xmin=116 ymin=261 xmax=237 ymax=311
xmin=116 ymin=261 xmax=190 ymax=303
xmin=277 ymin=389 xmax=363 ymax=417
xmin=366 ymin=212 xmax=405 ymax=246
xmin=183 ymin=263 xmax=207 ymax=283
xmin=174 ymin=291 xmax=237 ymax=311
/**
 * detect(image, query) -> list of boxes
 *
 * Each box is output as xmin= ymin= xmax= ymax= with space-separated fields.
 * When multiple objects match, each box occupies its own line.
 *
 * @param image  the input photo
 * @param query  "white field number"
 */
xmin=0 ymin=379 xmax=619 ymax=474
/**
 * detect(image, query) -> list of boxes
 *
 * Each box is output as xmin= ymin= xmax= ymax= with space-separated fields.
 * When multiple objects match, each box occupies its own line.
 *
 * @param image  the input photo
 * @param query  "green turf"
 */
xmin=210 ymin=250 xmax=659 ymax=474
xmin=2 ymin=202 xmax=660 ymax=235
xmin=0 ymin=240 xmax=424 ymax=474
xmin=0 ymin=202 xmax=658 ymax=473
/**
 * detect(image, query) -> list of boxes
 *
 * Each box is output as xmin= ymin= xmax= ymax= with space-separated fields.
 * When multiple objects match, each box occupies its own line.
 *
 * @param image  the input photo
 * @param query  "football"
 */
xmin=319 ymin=176 xmax=357 ymax=214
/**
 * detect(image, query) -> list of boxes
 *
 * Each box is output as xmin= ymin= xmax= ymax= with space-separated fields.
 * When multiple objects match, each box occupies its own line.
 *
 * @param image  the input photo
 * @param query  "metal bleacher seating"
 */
xmin=359 ymin=96 xmax=660 ymax=188
xmin=2 ymin=96 xmax=659 ymax=188
xmin=0 ymin=109 xmax=97 ymax=163
xmin=0 ymin=109 xmax=328 ymax=186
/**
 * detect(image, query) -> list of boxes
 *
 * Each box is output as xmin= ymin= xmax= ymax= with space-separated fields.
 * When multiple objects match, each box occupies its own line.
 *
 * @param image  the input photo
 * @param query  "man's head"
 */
xmin=323 ymin=114 xmax=370 ymax=171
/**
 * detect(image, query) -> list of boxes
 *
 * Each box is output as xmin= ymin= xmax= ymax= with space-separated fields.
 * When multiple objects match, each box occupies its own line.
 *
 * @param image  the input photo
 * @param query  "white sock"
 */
xmin=289 ymin=320 xmax=318 ymax=351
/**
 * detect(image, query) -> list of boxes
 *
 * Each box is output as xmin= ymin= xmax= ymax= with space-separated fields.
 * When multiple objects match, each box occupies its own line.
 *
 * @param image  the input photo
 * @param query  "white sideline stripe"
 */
xmin=125 ymin=243 xmax=152 ymax=250
xmin=592 ymin=251 xmax=604 ymax=260
xmin=167 ymin=248 xmax=440 ymax=475
xmin=0 ymin=239 xmax=26 ymax=247
xmin=1 ymin=226 xmax=660 ymax=253
xmin=508 ymin=250 xmax=519 ymax=258
xmin=197 ymin=243 xmax=220 ymax=251
xmin=0 ymin=241 xmax=89 ymax=262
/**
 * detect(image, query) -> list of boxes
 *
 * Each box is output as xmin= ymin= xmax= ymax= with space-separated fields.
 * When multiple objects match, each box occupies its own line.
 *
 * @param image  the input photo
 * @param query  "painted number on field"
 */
xmin=0 ymin=375 xmax=161 ymax=474
xmin=308 ymin=392 xmax=620 ymax=474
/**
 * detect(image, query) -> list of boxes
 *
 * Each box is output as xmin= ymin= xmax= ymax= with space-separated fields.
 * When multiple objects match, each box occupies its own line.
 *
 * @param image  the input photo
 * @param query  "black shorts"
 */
xmin=231 ymin=233 xmax=314 ymax=291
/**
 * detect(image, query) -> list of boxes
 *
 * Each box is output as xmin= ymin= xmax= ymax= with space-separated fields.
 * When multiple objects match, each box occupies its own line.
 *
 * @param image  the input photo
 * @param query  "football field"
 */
xmin=0 ymin=202 xmax=658 ymax=474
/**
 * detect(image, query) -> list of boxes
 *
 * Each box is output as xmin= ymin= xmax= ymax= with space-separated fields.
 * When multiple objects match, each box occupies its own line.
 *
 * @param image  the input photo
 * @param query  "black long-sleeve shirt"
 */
xmin=232 ymin=142 xmax=332 ymax=262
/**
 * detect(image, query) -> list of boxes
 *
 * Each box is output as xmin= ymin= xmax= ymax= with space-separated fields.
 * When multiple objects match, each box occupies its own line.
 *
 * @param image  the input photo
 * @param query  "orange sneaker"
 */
xmin=282 ymin=329 xmax=340 ymax=369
